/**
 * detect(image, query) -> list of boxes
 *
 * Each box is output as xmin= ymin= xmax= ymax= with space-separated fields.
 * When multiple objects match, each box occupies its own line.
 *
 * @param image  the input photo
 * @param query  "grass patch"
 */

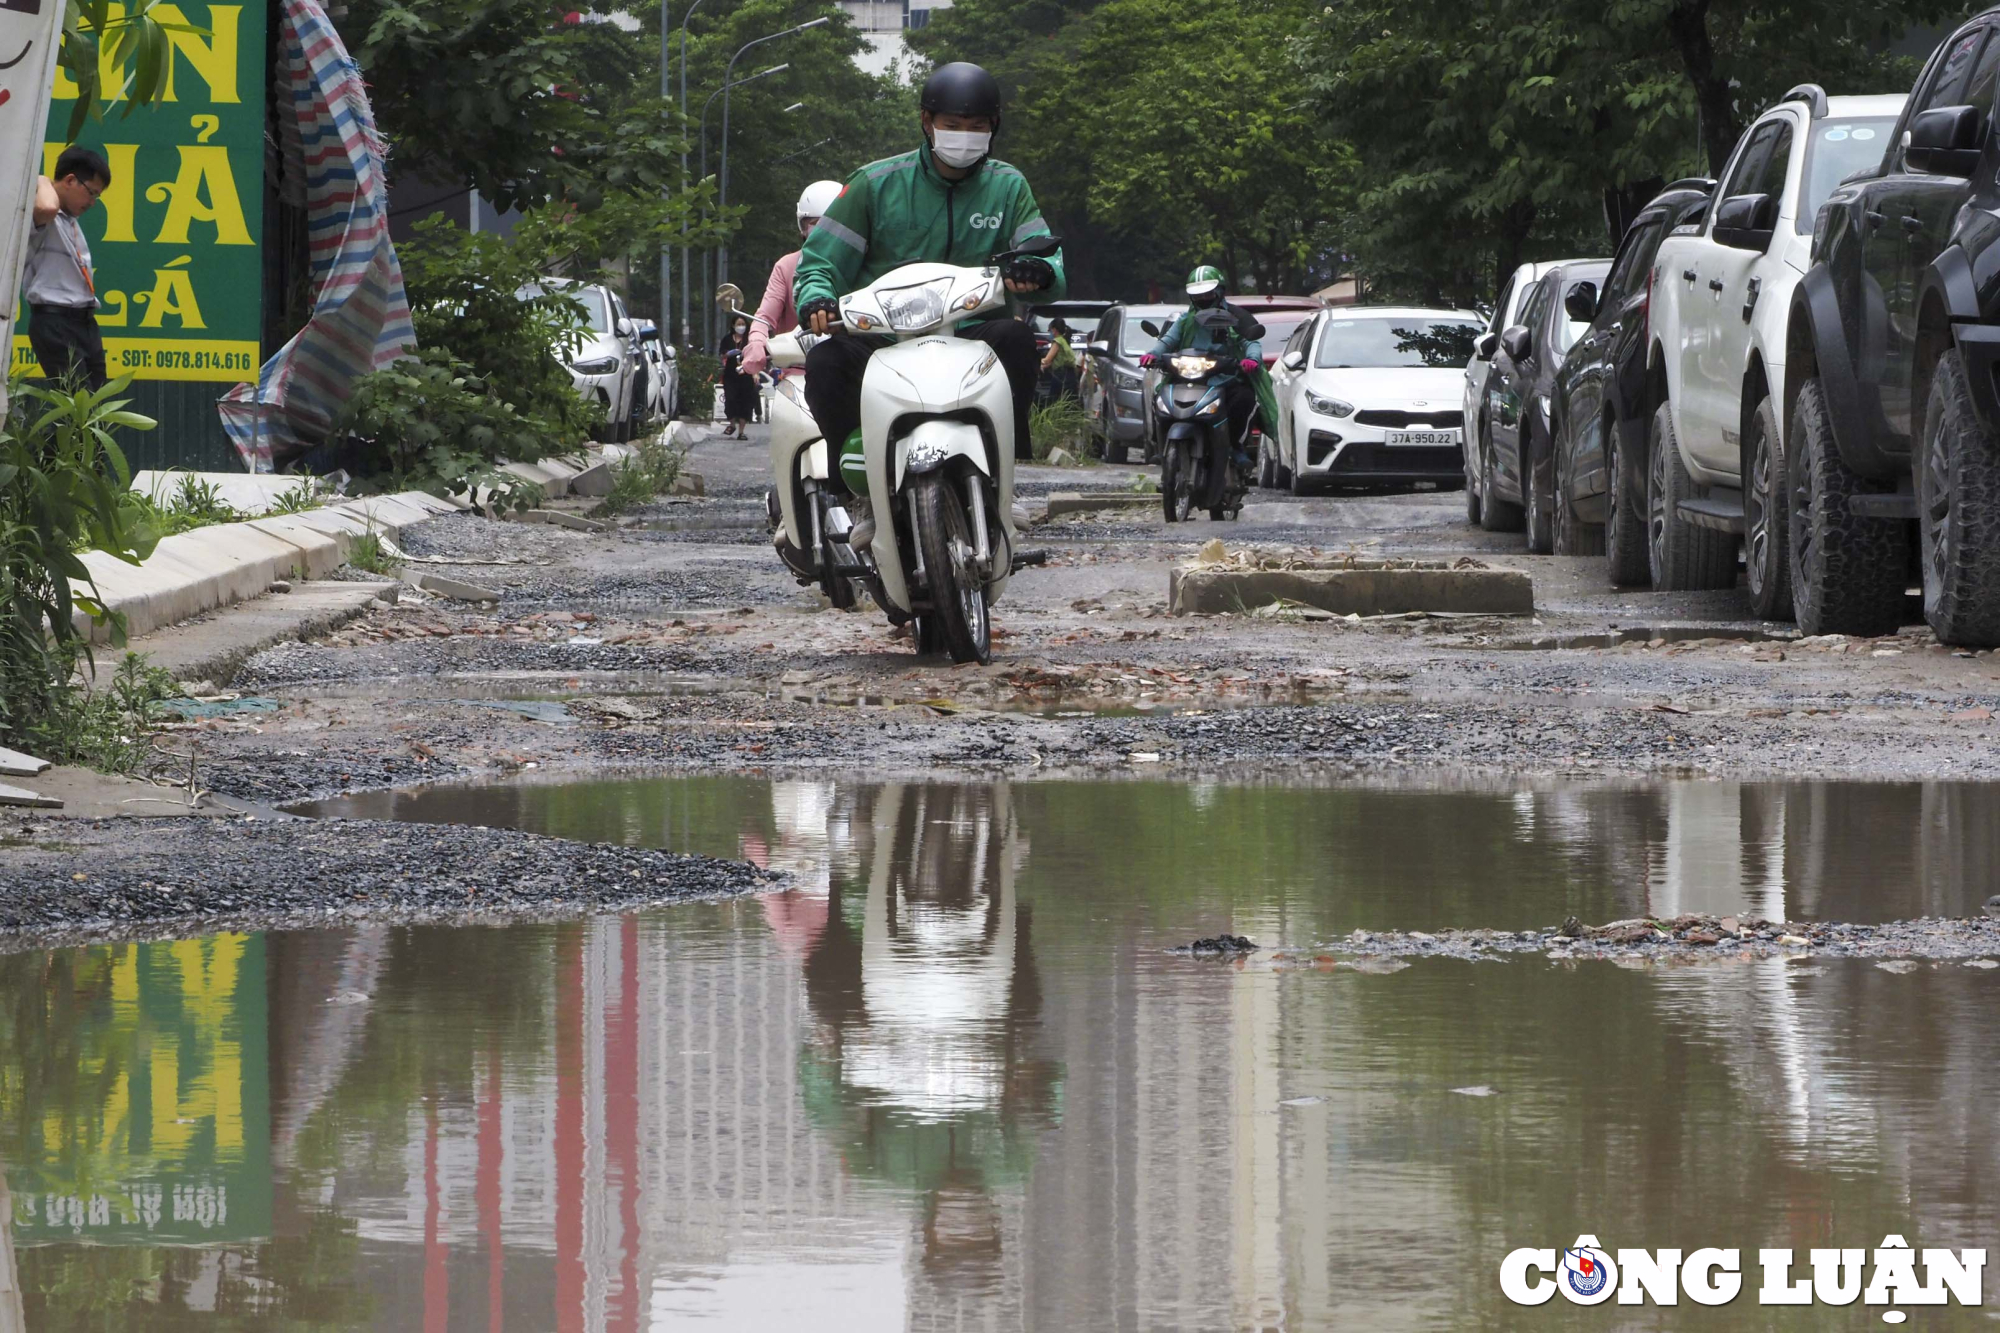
xmin=347 ymin=527 xmax=402 ymax=575
xmin=592 ymin=435 xmax=688 ymax=516
xmin=1029 ymin=398 xmax=1092 ymax=463
xmin=269 ymin=479 xmax=319 ymax=514
xmin=21 ymin=653 xmax=182 ymax=776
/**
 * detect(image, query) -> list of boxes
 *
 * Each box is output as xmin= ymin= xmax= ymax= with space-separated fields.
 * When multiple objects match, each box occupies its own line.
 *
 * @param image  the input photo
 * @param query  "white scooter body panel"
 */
xmin=861 ymin=333 xmax=1017 ymax=614
xmin=765 ymin=349 xmax=822 ymax=552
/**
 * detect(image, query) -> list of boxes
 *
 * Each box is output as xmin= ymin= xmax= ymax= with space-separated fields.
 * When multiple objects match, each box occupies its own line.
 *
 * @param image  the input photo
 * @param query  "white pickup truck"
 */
xmin=1642 ymin=85 xmax=1905 ymax=615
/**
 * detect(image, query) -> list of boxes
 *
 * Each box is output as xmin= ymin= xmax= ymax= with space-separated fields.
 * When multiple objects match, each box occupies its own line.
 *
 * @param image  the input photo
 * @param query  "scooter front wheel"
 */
xmin=913 ymin=474 xmax=992 ymax=665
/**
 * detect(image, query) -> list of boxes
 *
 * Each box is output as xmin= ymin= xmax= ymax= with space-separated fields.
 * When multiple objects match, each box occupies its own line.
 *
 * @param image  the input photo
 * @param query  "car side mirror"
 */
xmin=1085 ymin=340 xmax=1110 ymax=356
xmin=1282 ymin=349 xmax=1306 ymax=371
xmin=1712 ymin=192 xmax=1778 ymax=251
xmin=1906 ymin=104 xmax=1982 ymax=176
xmin=1475 ymin=331 xmax=1499 ymax=362
xmin=664 ymin=345 xmax=678 ymax=360
xmin=1140 ymin=319 xmax=1163 ymax=337
xmin=1499 ymin=325 xmax=1533 ymax=364
xmin=1563 ymin=281 xmax=1599 ymax=323
xmin=615 ymin=318 xmax=634 ymax=338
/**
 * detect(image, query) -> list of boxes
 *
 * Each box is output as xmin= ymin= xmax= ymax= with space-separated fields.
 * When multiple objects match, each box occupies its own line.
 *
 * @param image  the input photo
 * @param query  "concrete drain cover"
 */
xmin=1168 ymin=548 xmax=1532 ymax=617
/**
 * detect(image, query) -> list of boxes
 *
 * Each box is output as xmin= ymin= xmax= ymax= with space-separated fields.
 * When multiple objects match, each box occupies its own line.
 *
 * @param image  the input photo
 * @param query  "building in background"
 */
xmin=838 ymin=0 xmax=951 ymax=77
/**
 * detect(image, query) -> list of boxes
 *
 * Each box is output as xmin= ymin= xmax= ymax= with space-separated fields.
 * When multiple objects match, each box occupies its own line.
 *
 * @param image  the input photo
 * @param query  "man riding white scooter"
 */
xmin=795 ymin=61 xmax=1063 ymax=551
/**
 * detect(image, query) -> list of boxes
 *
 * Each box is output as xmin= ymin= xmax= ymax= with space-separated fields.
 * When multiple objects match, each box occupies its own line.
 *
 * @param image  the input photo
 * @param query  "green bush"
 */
xmin=1029 ymin=397 xmax=1091 ymax=462
xmin=678 ymin=351 xmax=719 ymax=422
xmin=593 ymin=434 xmax=686 ymax=516
xmin=335 ymin=348 xmax=549 ymax=511
xmin=0 ymin=377 xmax=160 ymax=752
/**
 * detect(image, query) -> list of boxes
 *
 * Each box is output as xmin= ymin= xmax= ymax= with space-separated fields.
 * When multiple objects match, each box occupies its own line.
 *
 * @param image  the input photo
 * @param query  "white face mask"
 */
xmin=931 ymin=128 xmax=991 ymax=169
xmin=734 ymin=323 xmax=748 ymax=335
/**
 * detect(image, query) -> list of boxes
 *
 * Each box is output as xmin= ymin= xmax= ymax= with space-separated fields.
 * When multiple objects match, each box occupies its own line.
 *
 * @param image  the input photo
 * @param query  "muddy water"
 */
xmin=5 ymin=776 xmax=2000 ymax=1329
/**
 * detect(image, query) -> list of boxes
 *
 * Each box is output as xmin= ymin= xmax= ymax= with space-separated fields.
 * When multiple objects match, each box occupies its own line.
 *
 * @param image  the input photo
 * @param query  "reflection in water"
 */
xmin=7 ymin=774 xmax=2000 ymax=1327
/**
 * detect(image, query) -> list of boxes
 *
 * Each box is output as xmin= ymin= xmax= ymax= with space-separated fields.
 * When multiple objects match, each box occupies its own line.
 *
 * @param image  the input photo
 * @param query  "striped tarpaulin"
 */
xmin=218 ymin=0 xmax=414 ymax=471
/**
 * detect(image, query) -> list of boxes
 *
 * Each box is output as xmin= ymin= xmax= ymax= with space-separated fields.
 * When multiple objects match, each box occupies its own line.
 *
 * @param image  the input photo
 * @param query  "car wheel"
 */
xmin=1605 ymin=419 xmax=1647 ymax=586
xmin=1477 ymin=415 xmax=1524 ymax=533
xmin=1289 ymin=462 xmax=1316 ymax=498
xmin=1917 ymin=349 xmax=2000 ymax=646
xmin=1743 ymin=395 xmax=1793 ymax=621
xmin=1787 ymin=378 xmax=1909 ymax=637
xmin=1645 ymin=402 xmax=1735 ymax=591
xmin=1524 ymin=422 xmax=1554 ymax=554
xmin=1257 ymin=432 xmax=1279 ymax=489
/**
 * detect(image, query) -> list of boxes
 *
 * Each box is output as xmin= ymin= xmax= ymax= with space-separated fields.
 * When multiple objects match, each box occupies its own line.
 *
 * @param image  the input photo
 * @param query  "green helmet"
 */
xmin=1185 ymin=264 xmax=1225 ymax=307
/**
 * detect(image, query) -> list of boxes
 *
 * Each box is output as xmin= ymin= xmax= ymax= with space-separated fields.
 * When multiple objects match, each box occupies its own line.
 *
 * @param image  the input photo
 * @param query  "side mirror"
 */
xmin=1085 ymin=340 xmax=1110 ymax=357
xmin=615 ymin=318 xmax=634 ymax=337
xmin=1282 ymin=349 xmax=1307 ymax=371
xmin=1475 ymin=330 xmax=1499 ymax=362
xmin=664 ymin=345 xmax=678 ymax=360
xmin=1140 ymin=319 xmax=1163 ymax=337
xmin=1907 ymin=104 xmax=1982 ymax=176
xmin=1712 ymin=193 xmax=1777 ymax=250
xmin=1499 ymin=325 xmax=1533 ymax=364
xmin=1013 ymin=233 xmax=1063 ymax=258
xmin=1563 ymin=281 xmax=1599 ymax=323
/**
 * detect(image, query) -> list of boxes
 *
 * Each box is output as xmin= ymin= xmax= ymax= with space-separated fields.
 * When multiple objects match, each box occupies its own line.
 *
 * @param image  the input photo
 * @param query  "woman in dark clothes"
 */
xmin=720 ymin=316 xmax=759 ymax=438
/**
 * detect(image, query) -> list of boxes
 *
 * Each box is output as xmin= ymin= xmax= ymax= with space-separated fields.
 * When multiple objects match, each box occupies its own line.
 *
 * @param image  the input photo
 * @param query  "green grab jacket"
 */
xmin=793 ymin=146 xmax=1067 ymax=315
xmin=1151 ymin=303 xmax=1278 ymax=433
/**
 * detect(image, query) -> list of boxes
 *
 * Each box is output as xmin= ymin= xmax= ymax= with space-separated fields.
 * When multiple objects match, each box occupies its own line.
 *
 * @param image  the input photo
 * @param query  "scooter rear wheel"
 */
xmin=913 ymin=474 xmax=992 ymax=665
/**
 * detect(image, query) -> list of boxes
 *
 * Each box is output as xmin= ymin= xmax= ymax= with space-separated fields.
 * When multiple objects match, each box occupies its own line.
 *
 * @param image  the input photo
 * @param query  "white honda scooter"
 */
xmin=761 ymin=236 xmax=1059 ymax=664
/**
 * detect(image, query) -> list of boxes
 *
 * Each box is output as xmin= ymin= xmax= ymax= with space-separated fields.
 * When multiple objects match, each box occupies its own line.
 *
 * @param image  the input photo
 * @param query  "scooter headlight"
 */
xmin=1171 ymin=354 xmax=1217 ymax=378
xmin=879 ymin=280 xmax=951 ymax=333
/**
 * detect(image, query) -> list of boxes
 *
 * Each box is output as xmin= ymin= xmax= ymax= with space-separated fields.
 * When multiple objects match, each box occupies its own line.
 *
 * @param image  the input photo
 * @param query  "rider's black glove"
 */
xmin=1005 ymin=255 xmax=1055 ymax=290
xmin=798 ymin=297 xmax=841 ymax=328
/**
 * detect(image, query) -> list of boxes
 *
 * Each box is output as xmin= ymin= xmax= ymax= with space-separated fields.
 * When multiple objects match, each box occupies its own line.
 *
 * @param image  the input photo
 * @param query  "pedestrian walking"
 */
xmin=720 ymin=316 xmax=758 ymax=438
xmin=1039 ymin=317 xmax=1078 ymax=404
xmin=24 ymin=146 xmax=111 ymax=391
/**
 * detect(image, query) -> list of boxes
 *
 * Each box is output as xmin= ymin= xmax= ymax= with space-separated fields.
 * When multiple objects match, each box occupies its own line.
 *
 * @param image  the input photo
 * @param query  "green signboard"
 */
xmin=3 ymin=933 xmax=272 ymax=1246
xmin=14 ymin=2 xmax=266 ymax=383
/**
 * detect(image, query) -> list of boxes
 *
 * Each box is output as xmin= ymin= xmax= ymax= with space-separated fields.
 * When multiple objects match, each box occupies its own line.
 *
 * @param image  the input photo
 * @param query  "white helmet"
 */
xmin=796 ymin=180 xmax=842 ymax=235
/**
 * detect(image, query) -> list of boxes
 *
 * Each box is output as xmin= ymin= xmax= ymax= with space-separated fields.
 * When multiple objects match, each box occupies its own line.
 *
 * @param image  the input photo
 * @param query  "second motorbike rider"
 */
xmin=794 ymin=61 xmax=1063 ymax=549
xmin=1142 ymin=265 xmax=1265 ymax=470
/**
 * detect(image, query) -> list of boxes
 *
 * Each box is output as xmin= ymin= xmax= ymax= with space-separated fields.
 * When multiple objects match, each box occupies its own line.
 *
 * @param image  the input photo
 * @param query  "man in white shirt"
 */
xmin=25 ymin=145 xmax=110 ymax=390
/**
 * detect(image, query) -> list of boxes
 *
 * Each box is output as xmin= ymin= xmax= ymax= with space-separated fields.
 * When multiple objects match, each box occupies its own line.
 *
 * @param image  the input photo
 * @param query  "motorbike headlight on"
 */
xmin=571 ymin=356 xmax=619 ymax=375
xmin=1172 ymin=354 xmax=1217 ymax=378
xmin=1305 ymin=391 xmax=1354 ymax=418
xmin=879 ymin=280 xmax=951 ymax=333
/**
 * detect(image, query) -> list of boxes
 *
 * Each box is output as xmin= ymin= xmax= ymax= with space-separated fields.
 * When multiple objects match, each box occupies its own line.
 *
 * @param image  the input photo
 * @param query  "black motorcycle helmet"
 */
xmin=920 ymin=62 xmax=1003 ymax=129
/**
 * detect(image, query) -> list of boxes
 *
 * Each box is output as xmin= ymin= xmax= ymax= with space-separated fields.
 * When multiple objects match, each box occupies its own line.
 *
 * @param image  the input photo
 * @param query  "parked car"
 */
xmin=634 ymin=319 xmax=680 ymax=422
xmin=1786 ymin=25 xmax=2000 ymax=644
xmin=1465 ymin=261 xmax=1570 ymax=524
xmin=1550 ymin=178 xmax=1716 ymax=573
xmin=1265 ymin=305 xmax=1486 ymax=494
xmin=522 ymin=278 xmax=647 ymax=442
xmin=1480 ymin=260 xmax=1612 ymax=550
xmin=1646 ymin=85 xmax=1907 ymax=614
xmin=1231 ymin=295 xmax=1324 ymax=372
xmin=1082 ymin=302 xmax=1185 ymax=463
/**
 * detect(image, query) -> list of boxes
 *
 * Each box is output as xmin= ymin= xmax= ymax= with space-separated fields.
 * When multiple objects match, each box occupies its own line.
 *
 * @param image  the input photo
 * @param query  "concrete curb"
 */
xmin=1169 ymin=564 xmax=1534 ymax=617
xmin=1045 ymin=491 xmax=1158 ymax=519
xmin=119 ymin=580 xmax=402 ymax=684
xmin=71 ymin=490 xmax=450 ymax=641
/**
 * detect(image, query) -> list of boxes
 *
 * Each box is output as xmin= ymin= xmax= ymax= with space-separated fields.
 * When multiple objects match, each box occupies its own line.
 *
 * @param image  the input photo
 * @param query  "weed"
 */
xmin=21 ymin=653 xmax=181 ymax=776
xmin=592 ymin=435 xmax=688 ymax=516
xmin=1030 ymin=398 xmax=1092 ymax=462
xmin=269 ymin=479 xmax=319 ymax=514
xmin=347 ymin=527 xmax=402 ymax=575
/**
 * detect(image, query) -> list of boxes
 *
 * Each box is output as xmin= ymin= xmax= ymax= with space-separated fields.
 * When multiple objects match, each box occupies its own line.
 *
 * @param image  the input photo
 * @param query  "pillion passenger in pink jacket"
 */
xmin=741 ymin=180 xmax=844 ymax=377
xmin=741 ymin=249 xmax=800 ymax=377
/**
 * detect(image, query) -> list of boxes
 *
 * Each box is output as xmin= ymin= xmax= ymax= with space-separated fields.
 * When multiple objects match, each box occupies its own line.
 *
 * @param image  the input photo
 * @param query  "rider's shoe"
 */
xmin=848 ymin=497 xmax=876 ymax=552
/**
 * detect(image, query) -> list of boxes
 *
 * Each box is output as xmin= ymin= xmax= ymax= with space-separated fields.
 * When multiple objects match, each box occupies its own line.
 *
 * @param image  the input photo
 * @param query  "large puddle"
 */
xmin=7 ymin=774 xmax=2000 ymax=1327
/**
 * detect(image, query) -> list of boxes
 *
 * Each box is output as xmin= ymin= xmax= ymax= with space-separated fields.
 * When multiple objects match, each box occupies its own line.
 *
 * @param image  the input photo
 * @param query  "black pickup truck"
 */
xmin=1786 ymin=10 xmax=2000 ymax=645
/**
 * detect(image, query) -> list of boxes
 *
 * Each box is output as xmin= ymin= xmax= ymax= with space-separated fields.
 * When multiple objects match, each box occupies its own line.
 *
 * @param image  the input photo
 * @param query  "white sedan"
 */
xmin=519 ymin=278 xmax=646 ymax=442
xmin=1263 ymin=306 xmax=1486 ymax=494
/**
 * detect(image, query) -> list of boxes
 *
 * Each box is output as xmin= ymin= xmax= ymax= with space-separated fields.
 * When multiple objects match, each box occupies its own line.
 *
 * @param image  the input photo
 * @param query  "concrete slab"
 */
xmin=118 ymin=580 xmax=400 ymax=683
xmin=133 ymin=469 xmax=316 ymax=516
xmin=10 ymin=766 xmax=262 ymax=819
xmin=0 ymin=747 xmax=51 ymax=778
xmin=500 ymin=460 xmax=572 ymax=497
xmin=517 ymin=509 xmax=609 ymax=533
xmin=569 ymin=460 xmax=615 ymax=497
xmin=1169 ymin=559 xmax=1533 ymax=617
xmin=418 ymin=573 xmax=501 ymax=602
xmin=0 ymin=782 xmax=61 ymax=809
xmin=244 ymin=515 xmax=348 ymax=578
xmin=1046 ymin=491 xmax=1156 ymax=518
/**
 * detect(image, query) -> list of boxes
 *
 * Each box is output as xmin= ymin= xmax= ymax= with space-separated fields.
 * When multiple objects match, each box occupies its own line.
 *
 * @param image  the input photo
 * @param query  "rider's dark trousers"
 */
xmin=805 ymin=317 xmax=1040 ymax=493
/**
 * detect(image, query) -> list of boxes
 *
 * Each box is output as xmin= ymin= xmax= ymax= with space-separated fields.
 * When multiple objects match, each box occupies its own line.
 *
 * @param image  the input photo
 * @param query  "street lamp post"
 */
xmin=674 ymin=0 xmax=717 ymax=348
xmin=775 ymin=136 xmax=835 ymax=167
xmin=698 ymin=62 xmax=789 ymax=347
xmin=717 ymin=17 xmax=829 ymax=312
